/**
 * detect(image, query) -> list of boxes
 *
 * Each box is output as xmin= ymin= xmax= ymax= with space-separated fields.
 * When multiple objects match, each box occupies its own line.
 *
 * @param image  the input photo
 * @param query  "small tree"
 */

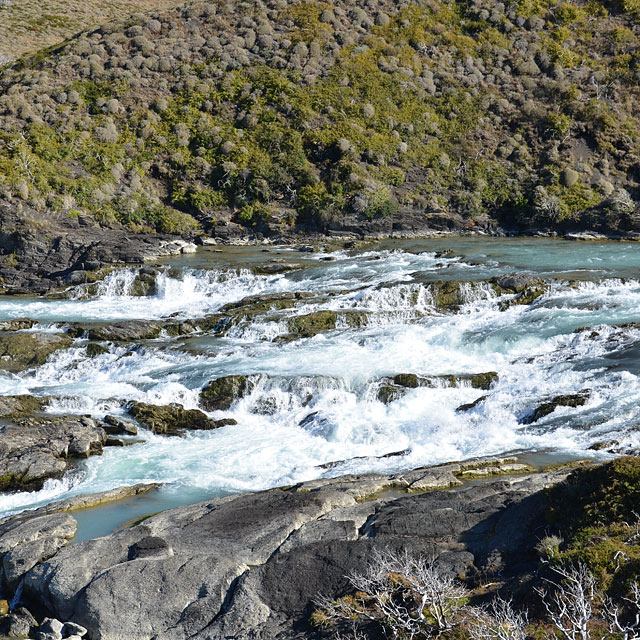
xmin=468 ymin=596 xmax=528 ymax=640
xmin=535 ymin=562 xmax=597 ymax=640
xmin=313 ymin=548 xmax=468 ymax=639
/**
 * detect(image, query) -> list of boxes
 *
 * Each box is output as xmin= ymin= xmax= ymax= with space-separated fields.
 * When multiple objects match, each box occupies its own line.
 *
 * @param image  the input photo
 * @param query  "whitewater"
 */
xmin=2 ymin=237 xmax=640 ymax=524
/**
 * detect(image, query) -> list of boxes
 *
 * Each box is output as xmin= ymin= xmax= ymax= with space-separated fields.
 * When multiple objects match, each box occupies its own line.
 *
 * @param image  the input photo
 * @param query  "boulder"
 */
xmin=491 ymin=273 xmax=547 ymax=307
xmin=0 ymin=332 xmax=72 ymax=372
xmin=86 ymin=342 xmax=109 ymax=357
xmin=520 ymin=392 xmax=589 ymax=424
xmin=0 ymin=416 xmax=106 ymax=492
xmin=377 ymin=372 xmax=499 ymax=403
xmin=128 ymin=402 xmax=237 ymax=435
xmin=287 ymin=310 xmax=337 ymax=337
xmin=199 ymin=375 xmax=249 ymax=411
xmin=102 ymin=415 xmax=138 ymax=436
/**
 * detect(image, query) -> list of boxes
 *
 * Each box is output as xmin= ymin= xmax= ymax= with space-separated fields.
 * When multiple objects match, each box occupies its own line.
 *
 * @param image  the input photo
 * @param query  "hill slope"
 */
xmin=0 ymin=0 xmax=639 ymax=244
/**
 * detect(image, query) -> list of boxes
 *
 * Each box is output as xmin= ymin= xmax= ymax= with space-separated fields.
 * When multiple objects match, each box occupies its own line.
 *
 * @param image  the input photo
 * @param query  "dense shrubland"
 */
xmin=0 ymin=0 xmax=639 ymax=235
xmin=312 ymin=458 xmax=640 ymax=640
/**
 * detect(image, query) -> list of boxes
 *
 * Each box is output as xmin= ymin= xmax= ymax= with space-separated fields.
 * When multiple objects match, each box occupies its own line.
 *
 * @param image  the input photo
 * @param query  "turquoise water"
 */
xmin=1 ymin=238 xmax=640 ymax=527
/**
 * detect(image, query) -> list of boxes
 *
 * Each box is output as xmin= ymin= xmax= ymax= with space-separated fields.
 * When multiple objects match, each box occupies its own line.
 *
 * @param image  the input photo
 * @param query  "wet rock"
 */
xmin=251 ymin=262 xmax=301 ymax=275
xmin=0 ymin=332 xmax=72 ymax=372
xmin=492 ymin=273 xmax=543 ymax=293
xmin=428 ymin=281 xmax=465 ymax=311
xmin=0 ymin=317 xmax=36 ymax=331
xmin=520 ymin=392 xmax=589 ymax=424
xmin=71 ymin=320 xmax=164 ymax=341
xmin=287 ymin=310 xmax=337 ymax=337
xmin=377 ymin=383 xmax=405 ymax=404
xmin=470 ymin=371 xmax=499 ymax=390
xmin=0 ymin=394 xmax=47 ymax=418
xmin=200 ymin=375 xmax=249 ymax=411
xmin=392 ymin=373 xmax=420 ymax=388
xmin=128 ymin=402 xmax=237 ymax=435
xmin=456 ymin=395 xmax=489 ymax=412
xmin=588 ymin=439 xmax=619 ymax=452
xmin=219 ymin=292 xmax=311 ymax=316
xmin=0 ymin=416 xmax=105 ymax=491
xmin=85 ymin=342 xmax=109 ymax=357
xmin=378 ymin=372 xmax=499 ymax=403
xmin=102 ymin=415 xmax=138 ymax=435
xmin=492 ymin=273 xmax=547 ymax=307
xmin=129 ymin=270 xmax=158 ymax=297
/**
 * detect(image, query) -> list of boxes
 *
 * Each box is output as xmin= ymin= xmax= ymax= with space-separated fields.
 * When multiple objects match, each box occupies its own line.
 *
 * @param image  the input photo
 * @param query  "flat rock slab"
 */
xmin=18 ymin=462 xmax=572 ymax=640
xmin=0 ymin=332 xmax=72 ymax=372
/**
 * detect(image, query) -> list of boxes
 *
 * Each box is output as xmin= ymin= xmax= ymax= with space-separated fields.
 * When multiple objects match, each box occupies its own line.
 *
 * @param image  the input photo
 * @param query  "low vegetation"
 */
xmin=0 ymin=0 xmax=638 ymax=236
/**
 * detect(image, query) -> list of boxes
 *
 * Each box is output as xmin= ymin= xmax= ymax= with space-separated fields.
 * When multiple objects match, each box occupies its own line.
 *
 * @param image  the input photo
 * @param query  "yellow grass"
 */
xmin=0 ymin=0 xmax=179 ymax=60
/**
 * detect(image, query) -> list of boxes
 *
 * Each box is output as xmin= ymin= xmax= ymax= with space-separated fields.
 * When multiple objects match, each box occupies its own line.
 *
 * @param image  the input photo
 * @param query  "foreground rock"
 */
xmin=0 ymin=484 xmax=159 ymax=637
xmin=0 ymin=458 xmax=573 ymax=640
xmin=0 ymin=332 xmax=72 ymax=373
xmin=0 ymin=416 xmax=107 ymax=492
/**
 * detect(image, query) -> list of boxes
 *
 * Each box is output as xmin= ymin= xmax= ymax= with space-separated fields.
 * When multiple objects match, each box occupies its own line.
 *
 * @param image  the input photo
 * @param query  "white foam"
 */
xmin=2 ymin=253 xmax=640 ymax=517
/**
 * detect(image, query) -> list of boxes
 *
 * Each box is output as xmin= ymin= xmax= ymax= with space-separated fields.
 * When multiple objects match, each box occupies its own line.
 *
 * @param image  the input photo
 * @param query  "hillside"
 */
xmin=0 ymin=0 xmax=639 ymax=247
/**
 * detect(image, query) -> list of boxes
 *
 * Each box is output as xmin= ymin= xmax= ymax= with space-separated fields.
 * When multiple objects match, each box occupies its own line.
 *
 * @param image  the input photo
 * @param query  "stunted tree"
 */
xmin=314 ymin=548 xmax=468 ymax=640
xmin=535 ymin=562 xmax=597 ymax=640
xmin=468 ymin=596 xmax=528 ymax=640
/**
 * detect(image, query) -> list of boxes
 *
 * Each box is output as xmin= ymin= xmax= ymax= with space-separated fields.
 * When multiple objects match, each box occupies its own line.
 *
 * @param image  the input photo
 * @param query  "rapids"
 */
xmin=2 ymin=237 xmax=640 ymax=520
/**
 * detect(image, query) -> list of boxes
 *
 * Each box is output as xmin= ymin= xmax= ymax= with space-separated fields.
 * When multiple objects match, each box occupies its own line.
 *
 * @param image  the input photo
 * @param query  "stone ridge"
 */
xmin=0 ymin=458 xmax=575 ymax=639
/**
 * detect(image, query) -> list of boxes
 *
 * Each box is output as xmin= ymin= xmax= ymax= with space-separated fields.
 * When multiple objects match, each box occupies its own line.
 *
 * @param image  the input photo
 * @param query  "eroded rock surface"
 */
xmin=0 ymin=417 xmax=106 ymax=492
xmin=9 ymin=461 xmax=570 ymax=640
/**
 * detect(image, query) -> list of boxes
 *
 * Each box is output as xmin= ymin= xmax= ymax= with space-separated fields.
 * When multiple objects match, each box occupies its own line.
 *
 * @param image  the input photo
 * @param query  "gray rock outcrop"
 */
xmin=0 ymin=416 xmax=106 ymax=492
xmin=11 ymin=461 xmax=571 ymax=640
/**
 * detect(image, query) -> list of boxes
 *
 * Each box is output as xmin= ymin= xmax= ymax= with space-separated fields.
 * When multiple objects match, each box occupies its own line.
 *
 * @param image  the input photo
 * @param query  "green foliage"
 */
xmin=546 ymin=113 xmax=573 ymax=138
xmin=547 ymin=458 xmax=640 ymax=594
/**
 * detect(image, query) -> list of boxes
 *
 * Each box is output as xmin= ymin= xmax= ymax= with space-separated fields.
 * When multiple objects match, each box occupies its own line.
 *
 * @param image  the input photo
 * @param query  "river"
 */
xmin=1 ymin=237 xmax=640 ymax=534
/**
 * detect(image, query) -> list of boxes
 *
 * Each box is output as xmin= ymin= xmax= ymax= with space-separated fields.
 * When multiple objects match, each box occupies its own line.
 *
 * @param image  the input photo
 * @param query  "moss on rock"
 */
xmin=0 ymin=332 xmax=72 ymax=372
xmin=199 ymin=375 xmax=249 ymax=411
xmin=128 ymin=402 xmax=237 ymax=435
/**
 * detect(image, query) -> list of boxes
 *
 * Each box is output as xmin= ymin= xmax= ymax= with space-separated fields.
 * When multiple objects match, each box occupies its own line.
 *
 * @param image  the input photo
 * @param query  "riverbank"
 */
xmin=0 ymin=456 xmax=579 ymax=639
xmin=2 ymin=200 xmax=640 ymax=296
